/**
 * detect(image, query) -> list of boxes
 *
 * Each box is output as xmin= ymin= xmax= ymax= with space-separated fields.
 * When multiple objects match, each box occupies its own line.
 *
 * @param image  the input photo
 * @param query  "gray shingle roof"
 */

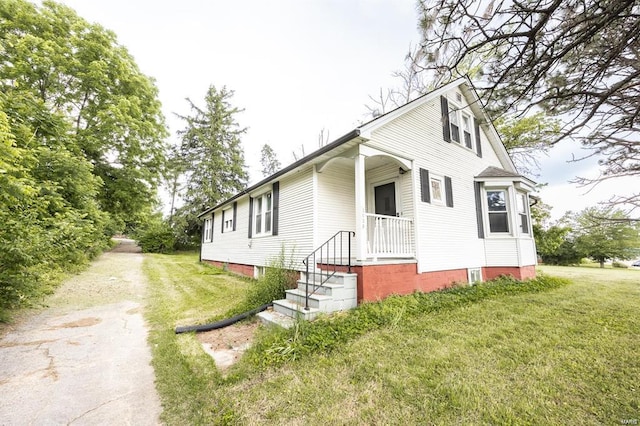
xmin=476 ymin=166 xmax=522 ymax=178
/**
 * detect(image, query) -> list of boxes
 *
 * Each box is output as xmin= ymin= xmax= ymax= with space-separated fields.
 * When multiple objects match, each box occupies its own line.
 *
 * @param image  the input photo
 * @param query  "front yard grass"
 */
xmin=144 ymin=255 xmax=639 ymax=425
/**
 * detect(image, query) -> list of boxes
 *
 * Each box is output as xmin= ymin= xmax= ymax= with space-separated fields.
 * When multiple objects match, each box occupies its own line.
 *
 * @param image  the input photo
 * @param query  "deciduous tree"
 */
xmin=0 ymin=0 xmax=168 ymax=229
xmin=417 ymin=0 xmax=640 ymax=208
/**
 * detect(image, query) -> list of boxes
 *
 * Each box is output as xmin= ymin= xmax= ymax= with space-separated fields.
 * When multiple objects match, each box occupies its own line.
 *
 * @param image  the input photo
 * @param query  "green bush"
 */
xmin=228 ymin=246 xmax=297 ymax=316
xmin=612 ymin=261 xmax=628 ymax=268
xmin=135 ymin=221 xmax=176 ymax=253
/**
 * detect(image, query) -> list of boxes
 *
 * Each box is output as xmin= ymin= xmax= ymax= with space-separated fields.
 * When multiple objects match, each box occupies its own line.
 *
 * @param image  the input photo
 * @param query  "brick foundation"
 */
xmin=482 ymin=265 xmax=536 ymax=281
xmin=203 ymin=260 xmax=255 ymax=277
xmin=323 ymin=262 xmax=536 ymax=302
xmin=204 ymin=259 xmax=536 ymax=303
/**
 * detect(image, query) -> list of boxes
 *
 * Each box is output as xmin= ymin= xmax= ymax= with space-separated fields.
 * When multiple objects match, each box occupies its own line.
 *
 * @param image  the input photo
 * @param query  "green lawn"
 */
xmin=144 ymin=255 xmax=639 ymax=425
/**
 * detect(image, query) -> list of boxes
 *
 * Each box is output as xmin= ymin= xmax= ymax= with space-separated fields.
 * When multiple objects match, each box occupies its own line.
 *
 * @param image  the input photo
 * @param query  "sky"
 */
xmin=53 ymin=0 xmax=636 ymax=221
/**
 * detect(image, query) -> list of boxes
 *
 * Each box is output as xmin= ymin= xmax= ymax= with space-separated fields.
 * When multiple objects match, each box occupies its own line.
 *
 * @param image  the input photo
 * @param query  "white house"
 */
xmin=198 ymin=77 xmax=537 ymax=319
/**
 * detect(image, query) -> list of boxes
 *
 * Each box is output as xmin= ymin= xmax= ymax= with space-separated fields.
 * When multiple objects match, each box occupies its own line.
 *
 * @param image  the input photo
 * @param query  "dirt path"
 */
xmin=0 ymin=239 xmax=161 ymax=425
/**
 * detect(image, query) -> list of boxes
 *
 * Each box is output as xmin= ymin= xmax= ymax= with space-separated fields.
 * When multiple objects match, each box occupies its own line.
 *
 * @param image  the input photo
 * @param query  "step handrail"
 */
xmin=301 ymin=231 xmax=355 ymax=311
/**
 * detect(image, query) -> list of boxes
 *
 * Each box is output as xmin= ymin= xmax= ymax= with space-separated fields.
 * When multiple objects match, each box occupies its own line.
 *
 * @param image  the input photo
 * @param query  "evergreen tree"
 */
xmin=174 ymin=85 xmax=248 ymax=240
xmin=260 ymin=144 xmax=281 ymax=177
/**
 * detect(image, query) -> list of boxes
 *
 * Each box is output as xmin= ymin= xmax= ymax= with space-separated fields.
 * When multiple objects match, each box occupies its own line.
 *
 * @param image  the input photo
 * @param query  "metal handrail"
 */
xmin=301 ymin=231 xmax=355 ymax=311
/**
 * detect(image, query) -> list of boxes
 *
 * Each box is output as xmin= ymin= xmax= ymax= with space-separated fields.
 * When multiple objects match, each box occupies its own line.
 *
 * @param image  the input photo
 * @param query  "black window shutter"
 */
xmin=474 ymin=118 xmax=482 ymax=158
xmin=272 ymin=181 xmax=280 ymax=236
xmin=248 ymin=198 xmax=253 ymax=238
xmin=221 ymin=209 xmax=225 ymax=233
xmin=420 ymin=168 xmax=431 ymax=203
xmin=201 ymin=219 xmax=205 ymax=244
xmin=232 ymin=202 xmax=237 ymax=231
xmin=474 ymin=182 xmax=485 ymax=239
xmin=441 ymin=96 xmax=451 ymax=143
xmin=445 ymin=176 xmax=454 ymax=208
xmin=211 ymin=213 xmax=214 ymax=240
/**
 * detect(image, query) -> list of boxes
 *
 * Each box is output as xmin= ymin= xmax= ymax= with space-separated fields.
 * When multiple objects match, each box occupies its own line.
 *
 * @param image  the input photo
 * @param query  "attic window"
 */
xmin=456 ymin=92 xmax=462 ymax=102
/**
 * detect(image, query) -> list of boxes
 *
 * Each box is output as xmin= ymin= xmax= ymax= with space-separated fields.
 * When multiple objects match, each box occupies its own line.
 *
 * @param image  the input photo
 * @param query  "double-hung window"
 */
xmin=462 ymin=113 xmax=473 ymax=149
xmin=486 ymin=189 xmax=509 ymax=233
xmin=203 ymin=218 xmax=212 ymax=242
xmin=253 ymin=191 xmax=272 ymax=236
xmin=222 ymin=207 xmax=233 ymax=233
xmin=449 ymin=104 xmax=460 ymax=143
xmin=430 ymin=175 xmax=444 ymax=204
xmin=516 ymin=192 xmax=529 ymax=235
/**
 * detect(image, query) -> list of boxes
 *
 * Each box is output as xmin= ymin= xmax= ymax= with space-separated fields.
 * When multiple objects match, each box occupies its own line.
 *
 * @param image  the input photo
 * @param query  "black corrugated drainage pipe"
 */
xmin=174 ymin=303 xmax=272 ymax=334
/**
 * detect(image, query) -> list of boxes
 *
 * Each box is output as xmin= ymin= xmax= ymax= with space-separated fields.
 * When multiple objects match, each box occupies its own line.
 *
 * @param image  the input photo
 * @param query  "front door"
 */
xmin=374 ymin=182 xmax=396 ymax=216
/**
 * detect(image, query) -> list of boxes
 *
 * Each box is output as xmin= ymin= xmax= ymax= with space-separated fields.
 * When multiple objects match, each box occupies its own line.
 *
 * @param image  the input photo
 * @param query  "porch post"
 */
xmin=355 ymin=152 xmax=366 ymax=260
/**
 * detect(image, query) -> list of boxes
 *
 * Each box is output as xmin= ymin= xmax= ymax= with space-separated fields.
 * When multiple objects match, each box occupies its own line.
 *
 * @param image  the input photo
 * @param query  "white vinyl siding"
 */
xmin=201 ymin=167 xmax=314 ymax=271
xmin=365 ymin=89 xmax=508 ymax=272
xmin=316 ymin=160 xmax=357 ymax=247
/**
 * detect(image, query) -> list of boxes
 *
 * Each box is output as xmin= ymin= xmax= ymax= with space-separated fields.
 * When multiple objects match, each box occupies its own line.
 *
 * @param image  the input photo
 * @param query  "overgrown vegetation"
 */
xmin=227 ymin=247 xmax=298 ymax=316
xmin=143 ymin=253 xmax=639 ymax=424
xmin=0 ymin=0 xmax=167 ymax=314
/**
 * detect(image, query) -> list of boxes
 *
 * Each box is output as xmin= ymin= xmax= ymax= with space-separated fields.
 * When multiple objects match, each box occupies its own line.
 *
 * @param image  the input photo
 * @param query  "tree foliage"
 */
xmin=260 ymin=143 xmax=281 ymax=177
xmin=0 ymin=1 xmax=168 ymax=315
xmin=567 ymin=207 xmax=640 ymax=268
xmin=417 ymin=0 xmax=640 ymax=207
xmin=0 ymin=0 xmax=168 ymax=230
xmin=173 ymin=85 xmax=248 ymax=241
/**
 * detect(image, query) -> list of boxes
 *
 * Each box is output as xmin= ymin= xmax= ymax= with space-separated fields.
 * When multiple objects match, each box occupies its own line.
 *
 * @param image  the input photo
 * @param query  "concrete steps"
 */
xmin=258 ymin=271 xmax=358 ymax=327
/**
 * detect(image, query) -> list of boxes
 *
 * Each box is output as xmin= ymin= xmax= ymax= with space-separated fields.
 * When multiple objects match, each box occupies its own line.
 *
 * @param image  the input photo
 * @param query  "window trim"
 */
xmin=222 ymin=206 xmax=234 ymax=233
xmin=485 ymin=187 xmax=512 ymax=235
xmin=429 ymin=175 xmax=445 ymax=205
xmin=468 ymin=268 xmax=482 ymax=285
xmin=203 ymin=217 xmax=213 ymax=243
xmin=461 ymin=112 xmax=474 ymax=149
xmin=516 ymin=191 xmax=530 ymax=236
xmin=252 ymin=190 xmax=273 ymax=237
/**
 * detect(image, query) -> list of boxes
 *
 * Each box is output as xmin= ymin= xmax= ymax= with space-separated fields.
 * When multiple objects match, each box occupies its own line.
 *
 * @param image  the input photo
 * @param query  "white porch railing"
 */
xmin=365 ymin=213 xmax=415 ymax=258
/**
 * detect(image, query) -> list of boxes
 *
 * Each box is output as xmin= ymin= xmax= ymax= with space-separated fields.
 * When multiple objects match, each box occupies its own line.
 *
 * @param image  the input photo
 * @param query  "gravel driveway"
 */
xmin=0 ymin=239 xmax=161 ymax=425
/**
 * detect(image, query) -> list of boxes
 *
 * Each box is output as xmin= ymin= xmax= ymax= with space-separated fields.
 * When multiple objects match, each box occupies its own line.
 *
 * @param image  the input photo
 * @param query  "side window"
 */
xmin=462 ymin=113 xmax=473 ymax=149
xmin=222 ymin=207 xmax=233 ymax=232
xmin=253 ymin=191 xmax=272 ymax=236
xmin=517 ymin=192 xmax=529 ymax=234
xmin=486 ymin=189 xmax=510 ymax=233
xmin=203 ymin=218 xmax=212 ymax=242
xmin=449 ymin=104 xmax=460 ymax=143
xmin=430 ymin=176 xmax=444 ymax=204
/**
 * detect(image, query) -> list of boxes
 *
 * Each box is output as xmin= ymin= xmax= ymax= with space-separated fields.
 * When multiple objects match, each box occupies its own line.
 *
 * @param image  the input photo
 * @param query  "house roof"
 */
xmin=198 ymin=77 xmax=520 ymax=218
xmin=197 ymin=129 xmax=361 ymax=217
xmin=476 ymin=166 xmax=522 ymax=178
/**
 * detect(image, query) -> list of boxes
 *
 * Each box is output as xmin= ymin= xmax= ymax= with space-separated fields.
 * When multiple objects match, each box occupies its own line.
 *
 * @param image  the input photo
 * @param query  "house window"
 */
xmin=487 ymin=189 xmax=509 ymax=233
xmin=430 ymin=176 xmax=444 ymax=204
xmin=468 ymin=268 xmax=482 ymax=285
xmin=517 ymin=192 xmax=529 ymax=234
xmin=253 ymin=191 xmax=272 ymax=236
xmin=449 ymin=104 xmax=460 ymax=143
xmin=222 ymin=207 xmax=233 ymax=233
xmin=203 ymin=218 xmax=212 ymax=242
xmin=462 ymin=113 xmax=473 ymax=149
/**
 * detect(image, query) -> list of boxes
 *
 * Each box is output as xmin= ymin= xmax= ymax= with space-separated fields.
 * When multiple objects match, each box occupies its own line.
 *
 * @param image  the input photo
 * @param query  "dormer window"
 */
xmin=462 ymin=113 xmax=473 ymax=149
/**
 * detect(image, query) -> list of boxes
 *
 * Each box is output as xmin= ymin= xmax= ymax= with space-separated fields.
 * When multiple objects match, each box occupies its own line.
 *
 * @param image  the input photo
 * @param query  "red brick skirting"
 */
xmin=482 ymin=265 xmax=536 ymax=281
xmin=204 ymin=259 xmax=536 ymax=303
xmin=203 ymin=260 xmax=255 ymax=277
xmin=321 ymin=262 xmax=536 ymax=302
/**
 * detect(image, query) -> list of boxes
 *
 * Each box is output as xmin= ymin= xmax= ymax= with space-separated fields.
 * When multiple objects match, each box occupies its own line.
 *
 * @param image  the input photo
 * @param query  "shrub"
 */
xmin=135 ymin=221 xmax=176 ymax=253
xmin=228 ymin=246 xmax=297 ymax=316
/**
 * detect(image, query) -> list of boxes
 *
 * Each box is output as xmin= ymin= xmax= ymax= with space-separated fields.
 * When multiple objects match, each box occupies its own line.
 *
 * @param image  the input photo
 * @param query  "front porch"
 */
xmin=316 ymin=143 xmax=417 ymax=262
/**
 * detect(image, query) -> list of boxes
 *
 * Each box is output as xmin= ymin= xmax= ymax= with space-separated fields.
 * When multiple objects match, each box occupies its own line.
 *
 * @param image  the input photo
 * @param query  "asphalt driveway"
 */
xmin=0 ymin=239 xmax=161 ymax=425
